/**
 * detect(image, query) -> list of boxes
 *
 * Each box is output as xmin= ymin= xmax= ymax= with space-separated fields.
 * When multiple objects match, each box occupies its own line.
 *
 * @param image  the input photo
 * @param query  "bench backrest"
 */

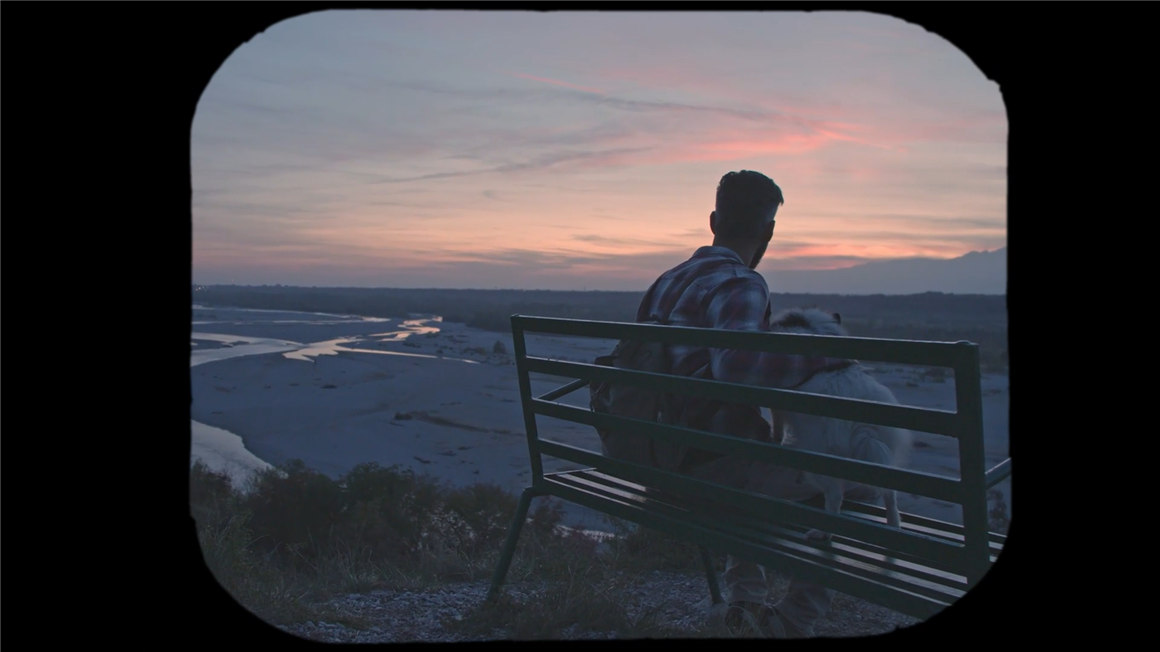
xmin=509 ymin=314 xmax=1008 ymax=588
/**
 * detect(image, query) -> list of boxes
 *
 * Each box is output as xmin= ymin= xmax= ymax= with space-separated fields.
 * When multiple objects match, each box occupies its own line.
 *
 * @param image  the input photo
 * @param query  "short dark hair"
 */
xmin=714 ymin=170 xmax=784 ymax=238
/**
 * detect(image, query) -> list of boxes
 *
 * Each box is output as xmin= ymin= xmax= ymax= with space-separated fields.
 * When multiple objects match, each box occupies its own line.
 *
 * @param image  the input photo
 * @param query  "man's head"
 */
xmin=710 ymin=170 xmax=784 ymax=268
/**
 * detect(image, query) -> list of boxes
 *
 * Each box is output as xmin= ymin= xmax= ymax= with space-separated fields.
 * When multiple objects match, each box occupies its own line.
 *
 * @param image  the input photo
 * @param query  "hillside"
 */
xmin=769 ymin=248 xmax=1006 ymax=295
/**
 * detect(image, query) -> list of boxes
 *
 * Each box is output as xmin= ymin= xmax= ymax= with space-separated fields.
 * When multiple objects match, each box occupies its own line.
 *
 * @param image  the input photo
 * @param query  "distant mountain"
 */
xmin=768 ymin=248 xmax=1006 ymax=295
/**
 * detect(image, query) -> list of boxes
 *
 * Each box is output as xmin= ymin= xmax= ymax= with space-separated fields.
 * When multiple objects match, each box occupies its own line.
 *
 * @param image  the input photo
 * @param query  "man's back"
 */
xmin=631 ymin=169 xmax=853 ymax=637
xmin=636 ymin=243 xmax=850 ymax=459
xmin=634 ymin=245 xmax=782 ymax=465
xmin=637 ymin=245 xmax=773 ymax=376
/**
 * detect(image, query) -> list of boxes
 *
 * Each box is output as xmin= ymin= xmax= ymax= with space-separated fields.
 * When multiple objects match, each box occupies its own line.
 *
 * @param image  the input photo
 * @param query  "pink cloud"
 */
xmin=572 ymin=128 xmax=840 ymax=169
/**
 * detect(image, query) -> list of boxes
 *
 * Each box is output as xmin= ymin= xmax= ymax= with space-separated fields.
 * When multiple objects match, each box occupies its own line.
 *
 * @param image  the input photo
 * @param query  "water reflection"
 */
xmin=282 ymin=338 xmax=360 ymax=362
xmin=334 ymin=344 xmax=479 ymax=364
xmin=191 ymin=307 xmax=454 ymax=364
xmin=190 ymin=334 xmax=302 ymax=367
xmin=190 ymin=308 xmax=464 ymax=484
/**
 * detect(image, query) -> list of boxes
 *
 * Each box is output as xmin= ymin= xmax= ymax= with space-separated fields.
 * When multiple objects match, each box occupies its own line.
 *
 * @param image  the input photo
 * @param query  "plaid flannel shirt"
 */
xmin=636 ymin=246 xmax=846 ymax=442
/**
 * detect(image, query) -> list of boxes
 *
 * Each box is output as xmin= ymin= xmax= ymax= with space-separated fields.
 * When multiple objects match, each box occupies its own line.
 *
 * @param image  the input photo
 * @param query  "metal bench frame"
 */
xmin=488 ymin=315 xmax=1010 ymax=621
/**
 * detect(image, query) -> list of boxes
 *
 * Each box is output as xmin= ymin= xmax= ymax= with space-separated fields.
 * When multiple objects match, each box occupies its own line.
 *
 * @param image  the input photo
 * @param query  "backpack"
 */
xmin=589 ymin=321 xmax=687 ymax=470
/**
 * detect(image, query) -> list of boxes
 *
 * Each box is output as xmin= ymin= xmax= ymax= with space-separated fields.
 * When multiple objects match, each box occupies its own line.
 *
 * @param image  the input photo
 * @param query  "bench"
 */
xmin=488 ymin=314 xmax=1010 ymax=622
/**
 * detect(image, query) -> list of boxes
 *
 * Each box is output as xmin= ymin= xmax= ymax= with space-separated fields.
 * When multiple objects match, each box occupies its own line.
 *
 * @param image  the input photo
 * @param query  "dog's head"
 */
xmin=770 ymin=307 xmax=847 ymax=336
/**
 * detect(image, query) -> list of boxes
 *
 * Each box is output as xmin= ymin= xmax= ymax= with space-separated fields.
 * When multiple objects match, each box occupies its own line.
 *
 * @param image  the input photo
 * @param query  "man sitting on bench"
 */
xmin=634 ymin=170 xmax=855 ymax=638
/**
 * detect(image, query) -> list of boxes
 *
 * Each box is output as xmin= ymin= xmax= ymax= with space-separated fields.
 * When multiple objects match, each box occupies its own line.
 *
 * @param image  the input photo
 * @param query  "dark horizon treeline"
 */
xmin=191 ymin=284 xmax=1008 ymax=370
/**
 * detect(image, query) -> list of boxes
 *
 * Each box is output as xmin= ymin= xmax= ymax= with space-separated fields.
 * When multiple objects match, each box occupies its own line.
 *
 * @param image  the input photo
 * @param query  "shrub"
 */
xmin=441 ymin=482 xmax=518 ymax=556
xmin=189 ymin=460 xmax=239 ymax=523
xmin=334 ymin=463 xmax=446 ymax=563
xmin=243 ymin=460 xmax=344 ymax=567
xmin=191 ymin=456 xmax=715 ymax=637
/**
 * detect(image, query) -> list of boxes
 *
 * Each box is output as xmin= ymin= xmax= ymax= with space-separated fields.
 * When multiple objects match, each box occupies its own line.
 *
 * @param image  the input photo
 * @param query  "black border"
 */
xmin=6 ymin=0 xmax=1099 ymax=643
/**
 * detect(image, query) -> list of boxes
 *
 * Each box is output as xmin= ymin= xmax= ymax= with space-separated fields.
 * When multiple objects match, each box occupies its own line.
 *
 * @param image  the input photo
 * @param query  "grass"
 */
xmin=192 ymin=459 xmax=1013 ymax=640
xmin=190 ymin=459 xmax=715 ymax=640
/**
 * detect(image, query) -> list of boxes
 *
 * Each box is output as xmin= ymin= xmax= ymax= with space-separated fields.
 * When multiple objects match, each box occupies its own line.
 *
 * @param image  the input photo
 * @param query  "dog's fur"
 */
xmin=770 ymin=307 xmax=913 ymax=540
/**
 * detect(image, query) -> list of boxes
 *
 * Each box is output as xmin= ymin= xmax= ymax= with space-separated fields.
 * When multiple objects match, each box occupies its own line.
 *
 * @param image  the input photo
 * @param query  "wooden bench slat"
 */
xmin=536 ymin=439 xmax=973 ymax=565
xmin=527 ymin=356 xmax=963 ymax=436
xmin=542 ymin=469 xmax=966 ymax=619
xmin=555 ymin=468 xmax=975 ymax=573
xmin=491 ymin=314 xmax=1009 ymax=627
xmin=532 ymin=399 xmax=967 ymax=501
xmin=515 ymin=315 xmax=978 ymax=369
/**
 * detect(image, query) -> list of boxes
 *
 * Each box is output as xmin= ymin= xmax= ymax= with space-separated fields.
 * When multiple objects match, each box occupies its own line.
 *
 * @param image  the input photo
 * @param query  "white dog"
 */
xmin=769 ymin=307 xmax=913 ymax=540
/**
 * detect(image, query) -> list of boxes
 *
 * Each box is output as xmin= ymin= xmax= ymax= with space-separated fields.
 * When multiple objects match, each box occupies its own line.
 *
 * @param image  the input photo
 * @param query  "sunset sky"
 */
xmin=191 ymin=9 xmax=1007 ymax=292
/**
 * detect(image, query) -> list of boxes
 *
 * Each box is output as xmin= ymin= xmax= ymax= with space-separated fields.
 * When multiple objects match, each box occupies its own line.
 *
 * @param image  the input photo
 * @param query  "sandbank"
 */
xmin=190 ymin=307 xmax=1010 ymax=529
